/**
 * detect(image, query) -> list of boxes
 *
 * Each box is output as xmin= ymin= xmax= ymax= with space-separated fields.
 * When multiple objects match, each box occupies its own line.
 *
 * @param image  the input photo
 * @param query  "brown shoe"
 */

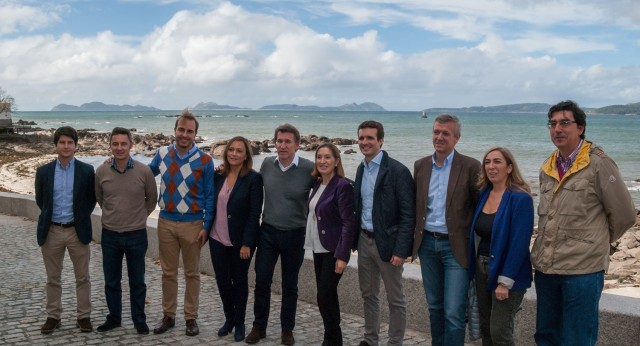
xmin=76 ymin=317 xmax=93 ymax=332
xmin=153 ymin=315 xmax=175 ymax=334
xmin=281 ymin=330 xmax=295 ymax=345
xmin=245 ymin=326 xmax=266 ymax=344
xmin=185 ymin=319 xmax=199 ymax=336
xmin=41 ymin=318 xmax=61 ymax=334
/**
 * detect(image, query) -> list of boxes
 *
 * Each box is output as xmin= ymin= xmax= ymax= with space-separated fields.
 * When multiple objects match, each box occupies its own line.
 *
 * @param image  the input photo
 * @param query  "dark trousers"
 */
xmin=101 ymin=228 xmax=148 ymax=324
xmin=534 ymin=270 xmax=603 ymax=346
xmin=313 ymin=252 xmax=343 ymax=346
xmin=209 ymin=238 xmax=253 ymax=326
xmin=253 ymin=223 xmax=305 ymax=331
xmin=476 ymin=255 xmax=525 ymax=346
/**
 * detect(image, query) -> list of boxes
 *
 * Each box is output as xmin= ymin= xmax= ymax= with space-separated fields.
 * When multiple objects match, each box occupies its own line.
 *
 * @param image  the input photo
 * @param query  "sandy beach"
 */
xmin=1 ymin=130 xmax=639 ymax=295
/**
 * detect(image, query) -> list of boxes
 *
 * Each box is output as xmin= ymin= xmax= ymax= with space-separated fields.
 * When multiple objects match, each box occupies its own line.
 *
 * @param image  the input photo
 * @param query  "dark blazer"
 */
xmin=35 ymin=159 xmax=96 ymax=246
xmin=308 ymin=175 xmax=357 ymax=262
xmin=468 ymin=185 xmax=534 ymax=291
xmin=412 ymin=150 xmax=480 ymax=268
xmin=212 ymin=170 xmax=264 ymax=249
xmin=353 ymin=151 xmax=416 ymax=262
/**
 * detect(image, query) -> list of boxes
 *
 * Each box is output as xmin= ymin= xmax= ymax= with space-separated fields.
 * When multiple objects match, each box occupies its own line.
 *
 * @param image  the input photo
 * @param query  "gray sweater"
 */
xmin=260 ymin=156 xmax=315 ymax=231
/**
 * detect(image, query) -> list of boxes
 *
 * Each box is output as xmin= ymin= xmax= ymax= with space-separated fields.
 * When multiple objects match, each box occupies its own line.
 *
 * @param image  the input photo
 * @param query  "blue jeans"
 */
xmin=101 ymin=228 xmax=148 ymax=324
xmin=534 ymin=270 xmax=604 ymax=346
xmin=419 ymin=235 xmax=469 ymax=346
xmin=209 ymin=239 xmax=253 ymax=326
xmin=252 ymin=223 xmax=305 ymax=331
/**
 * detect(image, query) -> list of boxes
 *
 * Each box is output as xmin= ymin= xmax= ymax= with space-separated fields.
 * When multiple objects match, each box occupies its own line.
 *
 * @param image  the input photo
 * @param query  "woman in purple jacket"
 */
xmin=306 ymin=143 xmax=357 ymax=346
xmin=468 ymin=147 xmax=534 ymax=346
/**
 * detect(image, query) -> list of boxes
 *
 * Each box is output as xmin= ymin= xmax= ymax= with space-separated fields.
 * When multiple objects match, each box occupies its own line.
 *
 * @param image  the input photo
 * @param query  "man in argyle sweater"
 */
xmin=149 ymin=109 xmax=215 ymax=337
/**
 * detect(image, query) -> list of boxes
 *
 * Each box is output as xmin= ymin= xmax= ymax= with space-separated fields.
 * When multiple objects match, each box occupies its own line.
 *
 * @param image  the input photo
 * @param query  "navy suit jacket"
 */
xmin=308 ymin=175 xmax=356 ymax=262
xmin=35 ymin=159 xmax=96 ymax=246
xmin=353 ymin=151 xmax=416 ymax=262
xmin=468 ymin=185 xmax=534 ymax=291
xmin=212 ymin=170 xmax=264 ymax=249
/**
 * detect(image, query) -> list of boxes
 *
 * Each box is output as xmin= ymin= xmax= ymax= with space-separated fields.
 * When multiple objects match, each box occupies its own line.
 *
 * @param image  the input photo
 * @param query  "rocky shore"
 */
xmin=1 ymin=129 xmax=638 ymax=291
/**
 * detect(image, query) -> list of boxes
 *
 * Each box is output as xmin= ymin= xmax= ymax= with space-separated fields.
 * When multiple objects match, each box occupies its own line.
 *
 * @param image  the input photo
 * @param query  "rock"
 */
xmin=212 ymin=145 xmax=225 ymax=159
xmin=343 ymin=149 xmax=356 ymax=154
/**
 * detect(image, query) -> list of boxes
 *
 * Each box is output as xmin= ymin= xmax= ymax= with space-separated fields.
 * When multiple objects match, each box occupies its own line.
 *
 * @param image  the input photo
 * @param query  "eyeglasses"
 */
xmin=547 ymin=120 xmax=577 ymax=129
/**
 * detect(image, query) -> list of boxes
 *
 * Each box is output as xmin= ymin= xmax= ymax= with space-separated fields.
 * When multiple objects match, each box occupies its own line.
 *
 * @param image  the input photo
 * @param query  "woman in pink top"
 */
xmin=208 ymin=136 xmax=264 ymax=342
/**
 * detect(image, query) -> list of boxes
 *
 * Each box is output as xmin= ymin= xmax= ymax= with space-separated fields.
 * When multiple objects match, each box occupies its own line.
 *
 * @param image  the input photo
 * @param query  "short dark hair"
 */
xmin=548 ymin=100 xmax=586 ymax=139
xmin=54 ymin=126 xmax=78 ymax=145
xmin=175 ymin=107 xmax=199 ymax=133
xmin=220 ymin=136 xmax=253 ymax=177
xmin=433 ymin=114 xmax=461 ymax=137
xmin=110 ymin=127 xmax=132 ymax=143
xmin=357 ymin=120 xmax=384 ymax=141
xmin=311 ymin=143 xmax=345 ymax=178
xmin=273 ymin=123 xmax=300 ymax=143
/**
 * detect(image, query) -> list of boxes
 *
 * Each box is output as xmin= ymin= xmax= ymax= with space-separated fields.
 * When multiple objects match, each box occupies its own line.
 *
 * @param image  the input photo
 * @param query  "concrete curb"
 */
xmin=2 ymin=191 xmax=638 ymax=345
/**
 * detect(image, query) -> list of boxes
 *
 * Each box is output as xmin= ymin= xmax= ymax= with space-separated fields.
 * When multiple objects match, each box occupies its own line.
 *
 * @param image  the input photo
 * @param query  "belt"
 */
xmin=361 ymin=229 xmax=375 ymax=239
xmin=424 ymin=229 xmax=448 ymax=239
xmin=51 ymin=221 xmax=75 ymax=228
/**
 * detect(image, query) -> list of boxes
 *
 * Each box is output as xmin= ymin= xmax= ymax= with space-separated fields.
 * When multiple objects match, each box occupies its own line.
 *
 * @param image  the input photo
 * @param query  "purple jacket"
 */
xmin=308 ymin=175 xmax=357 ymax=262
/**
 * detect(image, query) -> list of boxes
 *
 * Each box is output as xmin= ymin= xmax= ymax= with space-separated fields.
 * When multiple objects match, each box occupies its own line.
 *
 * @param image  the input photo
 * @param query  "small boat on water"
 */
xmin=421 ymin=111 xmax=427 ymax=118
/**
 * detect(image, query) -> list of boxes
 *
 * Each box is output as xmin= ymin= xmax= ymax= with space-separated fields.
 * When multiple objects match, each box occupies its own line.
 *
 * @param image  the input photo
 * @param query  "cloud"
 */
xmin=0 ymin=1 xmax=638 ymax=110
xmin=0 ymin=1 xmax=63 ymax=35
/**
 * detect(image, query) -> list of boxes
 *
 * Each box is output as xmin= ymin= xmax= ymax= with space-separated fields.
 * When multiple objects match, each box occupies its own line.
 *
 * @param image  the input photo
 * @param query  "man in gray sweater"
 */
xmin=245 ymin=124 xmax=315 ymax=345
xmin=95 ymin=127 xmax=157 ymax=334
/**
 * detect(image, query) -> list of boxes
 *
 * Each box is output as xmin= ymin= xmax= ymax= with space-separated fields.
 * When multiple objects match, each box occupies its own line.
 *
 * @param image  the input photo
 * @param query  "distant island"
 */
xmin=51 ymin=102 xmax=160 ymax=112
xmin=191 ymin=102 xmax=247 ymax=110
xmin=50 ymin=101 xmax=385 ymax=112
xmin=259 ymin=102 xmax=386 ymax=111
xmin=424 ymin=102 xmax=640 ymax=115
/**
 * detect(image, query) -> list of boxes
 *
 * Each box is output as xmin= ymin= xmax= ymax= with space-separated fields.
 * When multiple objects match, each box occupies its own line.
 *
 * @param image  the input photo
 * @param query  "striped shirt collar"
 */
xmin=556 ymin=139 xmax=583 ymax=173
xmin=111 ymin=156 xmax=134 ymax=174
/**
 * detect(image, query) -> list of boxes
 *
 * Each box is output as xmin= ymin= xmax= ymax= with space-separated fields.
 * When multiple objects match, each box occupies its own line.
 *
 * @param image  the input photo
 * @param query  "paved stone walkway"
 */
xmin=0 ymin=213 xmax=435 ymax=345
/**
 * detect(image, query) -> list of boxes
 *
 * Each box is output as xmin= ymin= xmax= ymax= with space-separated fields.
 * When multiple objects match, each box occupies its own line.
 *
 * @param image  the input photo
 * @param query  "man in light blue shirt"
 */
xmin=35 ymin=126 xmax=96 ymax=334
xmin=412 ymin=114 xmax=480 ymax=346
xmin=354 ymin=120 xmax=415 ymax=346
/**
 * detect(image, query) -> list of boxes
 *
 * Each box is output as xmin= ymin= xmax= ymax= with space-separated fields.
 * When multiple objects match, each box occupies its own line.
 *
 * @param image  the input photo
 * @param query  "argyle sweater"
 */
xmin=149 ymin=144 xmax=215 ymax=231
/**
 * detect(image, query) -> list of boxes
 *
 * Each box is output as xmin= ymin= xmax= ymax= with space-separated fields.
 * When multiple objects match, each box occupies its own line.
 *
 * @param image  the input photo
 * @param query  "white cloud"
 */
xmin=0 ymin=1 xmax=63 ymax=35
xmin=0 ymin=1 xmax=639 ymax=110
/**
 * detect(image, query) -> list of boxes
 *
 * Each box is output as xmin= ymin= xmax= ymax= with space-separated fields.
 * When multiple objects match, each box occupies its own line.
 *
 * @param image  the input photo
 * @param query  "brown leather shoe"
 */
xmin=281 ymin=330 xmax=295 ymax=345
xmin=153 ymin=315 xmax=175 ymax=334
xmin=76 ymin=317 xmax=93 ymax=332
xmin=41 ymin=318 xmax=61 ymax=334
xmin=245 ymin=326 xmax=266 ymax=344
xmin=185 ymin=319 xmax=199 ymax=336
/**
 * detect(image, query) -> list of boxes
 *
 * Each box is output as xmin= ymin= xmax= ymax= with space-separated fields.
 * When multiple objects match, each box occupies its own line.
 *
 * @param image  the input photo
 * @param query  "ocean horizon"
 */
xmin=12 ymin=110 xmax=640 ymax=209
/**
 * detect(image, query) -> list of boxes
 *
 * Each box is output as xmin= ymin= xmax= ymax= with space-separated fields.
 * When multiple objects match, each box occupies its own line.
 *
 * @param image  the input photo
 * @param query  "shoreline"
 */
xmin=1 ymin=131 xmax=638 ymax=293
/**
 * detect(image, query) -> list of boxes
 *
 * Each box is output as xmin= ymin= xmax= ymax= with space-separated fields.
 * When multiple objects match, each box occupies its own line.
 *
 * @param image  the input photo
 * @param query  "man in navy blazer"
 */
xmin=35 ymin=126 xmax=96 ymax=334
xmin=353 ymin=120 xmax=415 ymax=346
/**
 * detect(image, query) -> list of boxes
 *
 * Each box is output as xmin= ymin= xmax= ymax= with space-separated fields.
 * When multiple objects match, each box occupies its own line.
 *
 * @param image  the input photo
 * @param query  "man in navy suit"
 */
xmin=353 ymin=120 xmax=415 ymax=346
xmin=35 ymin=126 xmax=96 ymax=334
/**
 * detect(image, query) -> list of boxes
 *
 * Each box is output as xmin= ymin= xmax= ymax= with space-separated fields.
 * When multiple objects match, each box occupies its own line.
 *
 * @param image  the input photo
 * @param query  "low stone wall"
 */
xmin=2 ymin=191 xmax=638 ymax=345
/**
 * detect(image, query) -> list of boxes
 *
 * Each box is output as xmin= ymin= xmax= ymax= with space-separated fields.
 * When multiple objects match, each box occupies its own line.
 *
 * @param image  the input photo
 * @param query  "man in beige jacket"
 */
xmin=531 ymin=100 xmax=635 ymax=346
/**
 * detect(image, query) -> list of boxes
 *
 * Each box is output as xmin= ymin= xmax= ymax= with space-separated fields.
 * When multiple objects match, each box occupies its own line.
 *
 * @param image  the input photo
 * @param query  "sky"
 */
xmin=1 ymin=0 xmax=640 ymax=111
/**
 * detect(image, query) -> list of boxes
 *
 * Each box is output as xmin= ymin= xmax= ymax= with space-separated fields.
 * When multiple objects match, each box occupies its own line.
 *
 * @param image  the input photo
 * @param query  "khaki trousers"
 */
xmin=157 ymin=218 xmax=202 ymax=320
xmin=40 ymin=225 xmax=91 ymax=320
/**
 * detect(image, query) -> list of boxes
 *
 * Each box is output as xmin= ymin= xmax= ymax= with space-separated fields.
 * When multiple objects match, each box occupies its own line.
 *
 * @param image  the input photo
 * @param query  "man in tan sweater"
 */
xmin=95 ymin=127 xmax=158 ymax=334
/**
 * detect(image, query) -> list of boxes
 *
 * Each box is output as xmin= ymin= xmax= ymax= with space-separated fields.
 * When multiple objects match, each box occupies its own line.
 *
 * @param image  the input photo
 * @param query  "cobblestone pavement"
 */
xmin=0 ymin=213 xmax=436 ymax=345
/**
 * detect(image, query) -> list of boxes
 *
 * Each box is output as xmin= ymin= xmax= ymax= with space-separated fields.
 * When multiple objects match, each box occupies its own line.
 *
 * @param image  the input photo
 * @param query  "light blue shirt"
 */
xmin=360 ymin=151 xmax=384 ymax=231
xmin=175 ymin=143 xmax=198 ymax=160
xmin=52 ymin=158 xmax=75 ymax=223
xmin=424 ymin=151 xmax=455 ymax=234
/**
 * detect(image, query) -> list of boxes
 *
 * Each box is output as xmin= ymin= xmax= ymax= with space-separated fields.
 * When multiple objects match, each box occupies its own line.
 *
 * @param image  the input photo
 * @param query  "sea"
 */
xmin=11 ymin=110 xmax=640 ymax=209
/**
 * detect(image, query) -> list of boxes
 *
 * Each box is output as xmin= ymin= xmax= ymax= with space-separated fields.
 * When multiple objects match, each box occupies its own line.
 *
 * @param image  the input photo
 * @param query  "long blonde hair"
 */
xmin=477 ymin=147 xmax=530 ymax=193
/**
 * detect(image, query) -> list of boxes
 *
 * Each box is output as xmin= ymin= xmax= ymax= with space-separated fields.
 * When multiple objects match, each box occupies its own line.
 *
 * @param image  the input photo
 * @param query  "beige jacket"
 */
xmin=531 ymin=141 xmax=636 ymax=275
